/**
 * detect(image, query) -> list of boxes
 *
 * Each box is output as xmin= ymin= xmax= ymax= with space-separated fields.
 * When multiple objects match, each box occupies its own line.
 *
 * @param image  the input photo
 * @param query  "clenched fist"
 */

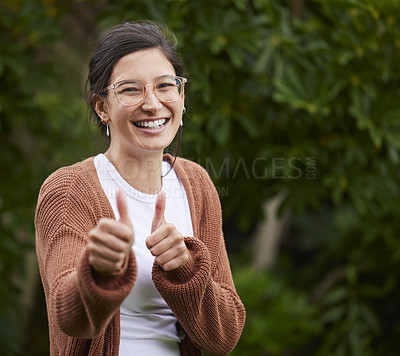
xmin=88 ymin=190 xmax=134 ymax=273
xmin=146 ymin=191 xmax=189 ymax=271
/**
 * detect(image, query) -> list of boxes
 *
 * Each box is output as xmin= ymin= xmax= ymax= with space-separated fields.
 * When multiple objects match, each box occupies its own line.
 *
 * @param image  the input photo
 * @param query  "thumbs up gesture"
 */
xmin=88 ymin=190 xmax=134 ymax=273
xmin=146 ymin=191 xmax=189 ymax=271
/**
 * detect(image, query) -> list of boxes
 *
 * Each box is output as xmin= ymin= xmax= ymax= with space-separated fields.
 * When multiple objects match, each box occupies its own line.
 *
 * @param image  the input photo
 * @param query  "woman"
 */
xmin=35 ymin=21 xmax=245 ymax=356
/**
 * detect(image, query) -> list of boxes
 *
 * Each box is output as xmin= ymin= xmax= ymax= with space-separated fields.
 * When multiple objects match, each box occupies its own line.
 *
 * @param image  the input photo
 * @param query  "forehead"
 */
xmin=111 ymin=48 xmax=175 ymax=83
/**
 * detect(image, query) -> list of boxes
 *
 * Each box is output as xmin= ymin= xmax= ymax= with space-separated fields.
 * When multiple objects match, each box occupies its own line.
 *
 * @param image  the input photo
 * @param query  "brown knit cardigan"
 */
xmin=35 ymin=155 xmax=245 ymax=356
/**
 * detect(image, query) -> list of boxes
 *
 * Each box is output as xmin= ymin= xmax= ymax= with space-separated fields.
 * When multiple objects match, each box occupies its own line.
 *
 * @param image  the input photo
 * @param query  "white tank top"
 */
xmin=94 ymin=154 xmax=194 ymax=355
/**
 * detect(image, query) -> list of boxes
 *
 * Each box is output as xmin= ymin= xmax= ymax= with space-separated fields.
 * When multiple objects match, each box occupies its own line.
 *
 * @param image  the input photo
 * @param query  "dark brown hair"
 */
xmin=86 ymin=21 xmax=185 ymax=135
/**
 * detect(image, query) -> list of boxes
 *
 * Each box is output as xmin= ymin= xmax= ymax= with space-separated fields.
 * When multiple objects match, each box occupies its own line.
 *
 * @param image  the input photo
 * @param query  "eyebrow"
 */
xmin=114 ymin=74 xmax=176 ymax=84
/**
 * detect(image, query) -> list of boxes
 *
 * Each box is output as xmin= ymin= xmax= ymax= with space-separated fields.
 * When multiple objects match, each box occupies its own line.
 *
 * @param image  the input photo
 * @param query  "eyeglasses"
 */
xmin=101 ymin=76 xmax=187 ymax=107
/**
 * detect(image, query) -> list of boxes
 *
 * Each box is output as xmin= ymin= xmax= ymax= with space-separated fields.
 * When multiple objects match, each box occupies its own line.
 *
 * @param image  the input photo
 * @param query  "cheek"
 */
xmin=170 ymin=100 xmax=184 ymax=116
xmin=111 ymin=103 xmax=137 ymax=119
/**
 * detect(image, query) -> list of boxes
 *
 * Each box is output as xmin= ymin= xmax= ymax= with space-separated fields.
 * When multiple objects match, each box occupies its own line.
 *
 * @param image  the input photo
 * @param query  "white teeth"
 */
xmin=135 ymin=119 xmax=167 ymax=129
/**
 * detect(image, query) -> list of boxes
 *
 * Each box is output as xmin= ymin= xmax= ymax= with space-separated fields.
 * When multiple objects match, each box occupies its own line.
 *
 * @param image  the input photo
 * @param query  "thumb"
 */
xmin=151 ymin=191 xmax=166 ymax=233
xmin=116 ymin=190 xmax=131 ymax=227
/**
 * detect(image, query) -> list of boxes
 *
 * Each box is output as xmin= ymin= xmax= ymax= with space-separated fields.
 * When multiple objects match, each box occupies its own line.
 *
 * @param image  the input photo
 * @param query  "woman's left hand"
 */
xmin=146 ymin=191 xmax=189 ymax=271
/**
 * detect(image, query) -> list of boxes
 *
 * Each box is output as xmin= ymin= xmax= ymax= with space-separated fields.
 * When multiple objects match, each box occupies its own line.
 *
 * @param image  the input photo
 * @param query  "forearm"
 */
xmin=49 ymin=248 xmax=137 ymax=338
xmin=152 ymin=237 xmax=245 ymax=355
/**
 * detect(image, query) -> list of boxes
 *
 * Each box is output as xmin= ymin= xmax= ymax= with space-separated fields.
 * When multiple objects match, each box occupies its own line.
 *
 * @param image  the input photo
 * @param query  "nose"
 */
xmin=141 ymin=84 xmax=163 ymax=113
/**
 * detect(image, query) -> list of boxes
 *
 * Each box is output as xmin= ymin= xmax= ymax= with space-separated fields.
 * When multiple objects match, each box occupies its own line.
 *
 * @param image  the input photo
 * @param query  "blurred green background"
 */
xmin=1 ymin=0 xmax=400 ymax=355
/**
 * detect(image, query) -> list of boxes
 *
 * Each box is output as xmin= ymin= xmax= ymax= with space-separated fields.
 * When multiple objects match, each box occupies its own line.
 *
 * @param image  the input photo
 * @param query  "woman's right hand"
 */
xmin=88 ymin=190 xmax=134 ymax=273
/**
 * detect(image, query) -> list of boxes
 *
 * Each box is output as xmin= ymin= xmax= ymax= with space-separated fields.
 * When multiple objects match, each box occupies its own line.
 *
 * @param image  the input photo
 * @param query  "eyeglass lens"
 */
xmin=115 ymin=76 xmax=183 ymax=106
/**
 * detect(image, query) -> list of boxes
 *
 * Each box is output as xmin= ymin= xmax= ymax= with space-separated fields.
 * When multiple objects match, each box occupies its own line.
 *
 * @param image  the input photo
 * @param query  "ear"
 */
xmin=180 ymin=91 xmax=185 ymax=109
xmin=92 ymin=94 xmax=109 ymax=123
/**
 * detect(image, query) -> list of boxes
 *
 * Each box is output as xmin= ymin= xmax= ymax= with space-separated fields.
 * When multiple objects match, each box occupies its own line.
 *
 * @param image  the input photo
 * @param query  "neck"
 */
xmin=104 ymin=149 xmax=164 ymax=195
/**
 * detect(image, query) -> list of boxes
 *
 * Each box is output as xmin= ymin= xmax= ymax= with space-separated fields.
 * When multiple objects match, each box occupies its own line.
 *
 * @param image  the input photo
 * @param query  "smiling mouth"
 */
xmin=133 ymin=118 xmax=168 ymax=129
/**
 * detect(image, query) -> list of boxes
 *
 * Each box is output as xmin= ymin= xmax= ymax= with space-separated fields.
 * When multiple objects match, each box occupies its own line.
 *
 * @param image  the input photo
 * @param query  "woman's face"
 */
xmin=96 ymin=48 xmax=184 ymax=159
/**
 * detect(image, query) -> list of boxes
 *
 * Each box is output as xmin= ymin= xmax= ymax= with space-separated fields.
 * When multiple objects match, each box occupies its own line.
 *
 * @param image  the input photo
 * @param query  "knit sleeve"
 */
xmin=152 ymin=160 xmax=246 ymax=356
xmin=35 ymin=166 xmax=136 ymax=338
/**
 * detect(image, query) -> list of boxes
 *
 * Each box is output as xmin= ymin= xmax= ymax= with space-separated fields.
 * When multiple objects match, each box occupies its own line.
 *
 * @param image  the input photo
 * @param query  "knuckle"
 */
xmin=125 ymin=243 xmax=133 ymax=253
xmin=177 ymin=253 xmax=188 ymax=267
xmin=88 ymin=244 xmax=97 ymax=256
xmin=173 ymin=236 xmax=185 ymax=248
xmin=97 ymin=218 xmax=109 ymax=228
xmin=162 ymin=262 xmax=171 ymax=271
xmin=165 ymin=223 xmax=175 ymax=232
xmin=88 ymin=228 xmax=98 ymax=241
xmin=112 ymin=261 xmax=121 ymax=271
xmin=121 ymin=231 xmax=131 ymax=242
xmin=123 ymin=224 xmax=133 ymax=236
xmin=178 ymin=252 xmax=186 ymax=262
xmin=176 ymin=243 xmax=186 ymax=254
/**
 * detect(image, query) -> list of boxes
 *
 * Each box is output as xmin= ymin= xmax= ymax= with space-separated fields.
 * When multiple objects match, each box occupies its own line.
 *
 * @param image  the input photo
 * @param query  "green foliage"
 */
xmin=2 ymin=0 xmax=400 ymax=355
xmin=0 ymin=1 xmax=57 ymax=353
xmin=97 ymin=1 xmax=400 ymax=354
xmin=231 ymin=267 xmax=321 ymax=355
xmin=0 ymin=0 xmax=97 ymax=354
